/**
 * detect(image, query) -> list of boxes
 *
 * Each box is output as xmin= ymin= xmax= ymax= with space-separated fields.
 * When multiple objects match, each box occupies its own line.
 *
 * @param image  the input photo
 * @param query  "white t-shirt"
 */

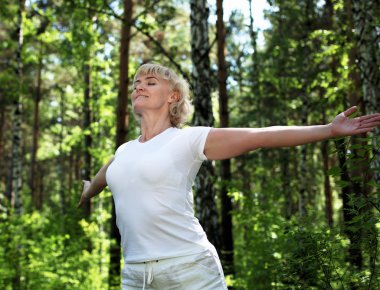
xmin=106 ymin=126 xmax=213 ymax=263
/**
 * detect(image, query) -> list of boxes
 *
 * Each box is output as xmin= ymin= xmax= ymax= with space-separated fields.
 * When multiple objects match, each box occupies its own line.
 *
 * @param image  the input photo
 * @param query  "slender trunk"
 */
xmin=11 ymin=2 xmax=26 ymax=288
xmin=321 ymin=138 xmax=333 ymax=227
xmin=298 ymin=0 xmax=314 ymax=218
xmin=0 ymin=109 xmax=10 ymax=221
xmin=216 ymin=0 xmax=233 ymax=274
xmin=109 ymin=0 xmax=133 ymax=287
xmin=320 ymin=0 xmax=334 ymax=229
xmin=68 ymin=150 xmax=73 ymax=195
xmin=322 ymin=144 xmax=333 ymax=228
xmin=335 ymin=139 xmax=363 ymax=270
xmin=11 ymin=0 xmax=25 ymax=217
xmin=282 ymin=150 xmax=293 ymax=220
xmin=58 ymin=89 xmax=66 ymax=215
xmin=82 ymin=62 xmax=92 ymax=217
xmin=190 ymin=0 xmax=221 ymax=252
xmin=0 ymin=108 xmax=7 ymax=213
xmin=30 ymin=53 xmax=42 ymax=210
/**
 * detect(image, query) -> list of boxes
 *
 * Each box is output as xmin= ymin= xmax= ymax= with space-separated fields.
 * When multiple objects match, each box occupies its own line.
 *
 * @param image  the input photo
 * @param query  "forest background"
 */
xmin=1 ymin=0 xmax=379 ymax=289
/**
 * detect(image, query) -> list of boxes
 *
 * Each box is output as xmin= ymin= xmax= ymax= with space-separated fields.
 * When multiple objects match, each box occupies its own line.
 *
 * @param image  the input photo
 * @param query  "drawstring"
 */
xmin=142 ymin=261 xmax=155 ymax=290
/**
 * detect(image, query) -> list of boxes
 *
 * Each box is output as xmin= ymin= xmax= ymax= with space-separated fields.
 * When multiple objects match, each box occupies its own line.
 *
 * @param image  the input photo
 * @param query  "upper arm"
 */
xmin=98 ymin=157 xmax=115 ymax=186
xmin=204 ymin=128 xmax=260 ymax=160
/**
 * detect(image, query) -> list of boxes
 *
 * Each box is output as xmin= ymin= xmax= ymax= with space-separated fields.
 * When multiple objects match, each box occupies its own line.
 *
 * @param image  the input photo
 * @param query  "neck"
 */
xmin=139 ymin=114 xmax=173 ymax=142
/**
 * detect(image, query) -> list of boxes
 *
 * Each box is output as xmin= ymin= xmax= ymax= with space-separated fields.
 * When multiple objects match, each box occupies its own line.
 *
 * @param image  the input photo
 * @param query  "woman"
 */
xmin=78 ymin=63 xmax=380 ymax=290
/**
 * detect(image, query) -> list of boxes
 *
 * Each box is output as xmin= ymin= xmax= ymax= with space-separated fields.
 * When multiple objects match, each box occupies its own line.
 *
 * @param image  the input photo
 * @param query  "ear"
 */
xmin=168 ymin=91 xmax=180 ymax=103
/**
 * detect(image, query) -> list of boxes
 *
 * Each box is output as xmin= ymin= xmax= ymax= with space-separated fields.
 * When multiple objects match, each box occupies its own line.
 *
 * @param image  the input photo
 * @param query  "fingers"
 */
xmin=354 ymin=127 xmax=374 ymax=135
xmin=357 ymin=113 xmax=380 ymax=123
xmin=356 ymin=115 xmax=380 ymax=130
xmin=343 ymin=106 xmax=357 ymax=117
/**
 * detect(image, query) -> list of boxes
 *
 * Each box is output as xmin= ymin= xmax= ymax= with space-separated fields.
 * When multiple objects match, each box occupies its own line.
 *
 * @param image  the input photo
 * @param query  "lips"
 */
xmin=134 ymin=95 xmax=148 ymax=101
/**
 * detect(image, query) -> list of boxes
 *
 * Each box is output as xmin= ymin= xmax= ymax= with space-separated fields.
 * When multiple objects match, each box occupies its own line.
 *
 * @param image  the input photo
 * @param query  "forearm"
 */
xmin=254 ymin=124 xmax=333 ymax=148
xmin=205 ymin=125 xmax=334 ymax=160
xmin=85 ymin=158 xmax=113 ymax=199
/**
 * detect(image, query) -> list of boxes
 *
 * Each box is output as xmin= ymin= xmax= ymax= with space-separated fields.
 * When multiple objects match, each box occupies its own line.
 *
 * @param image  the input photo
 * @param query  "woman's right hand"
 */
xmin=77 ymin=180 xmax=91 ymax=208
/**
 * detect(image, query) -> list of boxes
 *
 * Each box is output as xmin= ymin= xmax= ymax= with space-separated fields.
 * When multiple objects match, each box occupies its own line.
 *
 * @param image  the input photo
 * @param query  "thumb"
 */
xmin=343 ymin=106 xmax=357 ymax=117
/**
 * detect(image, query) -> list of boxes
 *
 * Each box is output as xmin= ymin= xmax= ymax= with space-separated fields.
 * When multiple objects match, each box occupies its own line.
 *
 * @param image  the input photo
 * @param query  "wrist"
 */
xmin=325 ymin=123 xmax=335 ymax=138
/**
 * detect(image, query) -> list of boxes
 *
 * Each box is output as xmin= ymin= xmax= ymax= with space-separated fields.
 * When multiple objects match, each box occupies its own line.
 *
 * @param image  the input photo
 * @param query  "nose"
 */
xmin=135 ymin=83 xmax=144 ymax=92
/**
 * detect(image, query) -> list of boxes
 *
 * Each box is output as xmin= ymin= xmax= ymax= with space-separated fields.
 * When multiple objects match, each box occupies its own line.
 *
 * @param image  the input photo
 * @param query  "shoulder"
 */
xmin=114 ymin=140 xmax=134 ymax=157
xmin=180 ymin=126 xmax=212 ymax=161
xmin=181 ymin=126 xmax=212 ymax=135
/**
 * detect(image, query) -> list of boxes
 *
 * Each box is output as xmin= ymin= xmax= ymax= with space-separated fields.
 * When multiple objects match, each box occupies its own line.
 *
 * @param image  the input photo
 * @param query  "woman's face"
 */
xmin=131 ymin=74 xmax=175 ymax=115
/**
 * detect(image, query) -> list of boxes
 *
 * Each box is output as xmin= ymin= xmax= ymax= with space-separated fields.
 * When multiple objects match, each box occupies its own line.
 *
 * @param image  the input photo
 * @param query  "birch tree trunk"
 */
xmin=352 ymin=0 xmax=380 ymax=184
xmin=350 ymin=1 xmax=379 ymax=284
xmin=11 ymin=2 xmax=25 ymax=288
xmin=109 ymin=0 xmax=133 ymax=287
xmin=11 ymin=0 xmax=25 ymax=217
xmin=190 ymin=0 xmax=221 ymax=252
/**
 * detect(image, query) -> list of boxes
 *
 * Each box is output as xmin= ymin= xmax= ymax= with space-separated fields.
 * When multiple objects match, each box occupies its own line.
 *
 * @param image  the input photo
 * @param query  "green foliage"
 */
xmin=0 ymin=207 xmax=110 ymax=289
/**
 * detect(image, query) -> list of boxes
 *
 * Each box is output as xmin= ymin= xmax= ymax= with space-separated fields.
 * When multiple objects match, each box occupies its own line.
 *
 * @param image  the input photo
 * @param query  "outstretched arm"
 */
xmin=204 ymin=106 xmax=380 ymax=160
xmin=77 ymin=157 xmax=114 ymax=208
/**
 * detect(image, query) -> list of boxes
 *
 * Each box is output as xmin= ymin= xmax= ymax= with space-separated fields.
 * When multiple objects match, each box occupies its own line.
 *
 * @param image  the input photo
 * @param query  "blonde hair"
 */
xmin=133 ymin=63 xmax=192 ymax=128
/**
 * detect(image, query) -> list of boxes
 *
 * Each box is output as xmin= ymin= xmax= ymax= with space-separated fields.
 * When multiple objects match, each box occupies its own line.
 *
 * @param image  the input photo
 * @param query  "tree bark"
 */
xmin=190 ymin=0 xmax=221 ymax=252
xmin=58 ymin=89 xmax=66 ymax=215
xmin=30 ymin=53 xmax=42 ymax=210
xmin=216 ymin=0 xmax=233 ymax=275
xmin=349 ymin=0 xmax=379 ymax=285
xmin=351 ymin=0 xmax=380 ymax=184
xmin=82 ymin=62 xmax=92 ymax=218
xmin=0 ymin=108 xmax=7 ymax=213
xmin=109 ymin=0 xmax=133 ymax=287
xmin=335 ymin=139 xmax=363 ymax=270
xmin=11 ymin=0 xmax=26 ymax=217
xmin=11 ymin=2 xmax=26 ymax=288
xmin=320 ymin=0 xmax=334 ymax=228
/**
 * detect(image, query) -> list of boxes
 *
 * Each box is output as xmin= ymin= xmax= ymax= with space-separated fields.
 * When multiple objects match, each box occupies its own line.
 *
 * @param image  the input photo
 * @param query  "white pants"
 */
xmin=121 ymin=248 xmax=228 ymax=290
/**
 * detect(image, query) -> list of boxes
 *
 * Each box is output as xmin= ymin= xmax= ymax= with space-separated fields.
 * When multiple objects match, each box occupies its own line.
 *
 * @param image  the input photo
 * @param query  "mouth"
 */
xmin=134 ymin=95 xmax=148 ymax=101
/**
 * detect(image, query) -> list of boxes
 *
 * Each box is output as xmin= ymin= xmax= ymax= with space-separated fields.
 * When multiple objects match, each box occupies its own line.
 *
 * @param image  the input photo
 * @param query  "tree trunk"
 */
xmin=349 ymin=0 xmax=379 ymax=285
xmin=321 ymin=137 xmax=333 ymax=227
xmin=351 ymin=0 xmax=380 ymax=184
xmin=190 ymin=0 xmax=221 ymax=252
xmin=216 ymin=0 xmax=233 ymax=274
xmin=11 ymin=0 xmax=25 ymax=217
xmin=109 ymin=0 xmax=133 ymax=287
xmin=30 ymin=53 xmax=42 ymax=210
xmin=319 ymin=0 xmax=334 ymax=228
xmin=282 ymin=150 xmax=294 ymax=220
xmin=0 ymin=108 xmax=7 ymax=214
xmin=82 ymin=62 xmax=92 ymax=218
xmin=335 ymin=139 xmax=363 ymax=270
xmin=11 ymin=2 xmax=26 ymax=288
xmin=58 ymin=89 xmax=66 ymax=215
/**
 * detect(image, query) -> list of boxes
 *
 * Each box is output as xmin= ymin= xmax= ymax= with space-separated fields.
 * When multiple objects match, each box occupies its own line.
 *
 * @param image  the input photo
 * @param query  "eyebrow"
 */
xmin=134 ymin=76 xmax=158 ymax=84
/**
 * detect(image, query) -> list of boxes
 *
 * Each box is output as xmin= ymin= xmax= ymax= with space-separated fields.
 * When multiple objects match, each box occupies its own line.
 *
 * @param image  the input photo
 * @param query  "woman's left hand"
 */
xmin=330 ymin=106 xmax=380 ymax=137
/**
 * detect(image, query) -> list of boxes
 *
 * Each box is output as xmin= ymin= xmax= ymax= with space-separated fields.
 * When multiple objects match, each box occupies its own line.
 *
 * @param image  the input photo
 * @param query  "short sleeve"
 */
xmin=183 ymin=126 xmax=212 ymax=161
xmin=114 ymin=143 xmax=128 ymax=159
